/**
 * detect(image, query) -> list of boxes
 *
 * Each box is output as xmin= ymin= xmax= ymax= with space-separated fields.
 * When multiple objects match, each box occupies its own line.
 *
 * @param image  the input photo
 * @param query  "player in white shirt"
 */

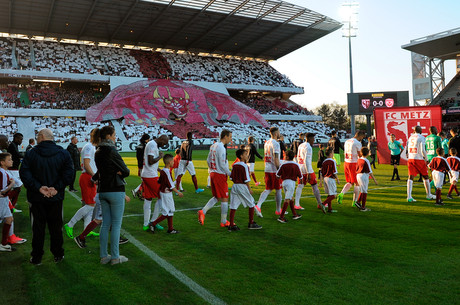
xmin=294 ymin=133 xmax=322 ymax=210
xmin=64 ymin=128 xmax=100 ymax=239
xmin=406 ymin=126 xmax=435 ymax=202
xmin=337 ymin=131 xmax=366 ymax=206
xmin=141 ymin=135 xmax=169 ymax=231
xmin=255 ymin=127 xmax=282 ymax=217
xmin=198 ymin=130 xmax=233 ymax=227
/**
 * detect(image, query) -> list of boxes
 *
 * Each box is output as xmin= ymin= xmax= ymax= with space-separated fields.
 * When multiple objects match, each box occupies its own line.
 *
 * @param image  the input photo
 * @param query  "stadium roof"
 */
xmin=0 ymin=0 xmax=342 ymax=60
xmin=401 ymin=27 xmax=460 ymax=60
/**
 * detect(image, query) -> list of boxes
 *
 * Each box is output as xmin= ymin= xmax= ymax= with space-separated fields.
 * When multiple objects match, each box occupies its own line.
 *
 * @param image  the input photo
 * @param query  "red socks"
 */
xmin=167 ymin=216 xmax=173 ymax=231
xmin=323 ymin=195 xmax=335 ymax=211
xmin=80 ymin=220 xmax=100 ymax=240
xmin=153 ymin=215 xmax=167 ymax=226
xmin=7 ymin=189 xmax=19 ymax=207
xmin=2 ymin=223 xmax=11 ymax=245
xmin=249 ymin=207 xmax=254 ymax=224
xmin=192 ymin=175 xmax=199 ymax=190
xmin=450 ymin=185 xmax=459 ymax=195
xmin=289 ymin=200 xmax=296 ymax=215
xmin=229 ymin=209 xmax=236 ymax=226
xmin=251 ymin=173 xmax=258 ymax=183
xmin=280 ymin=201 xmax=289 ymax=218
xmin=361 ymin=193 xmax=367 ymax=208
xmin=436 ymin=189 xmax=442 ymax=203
xmin=176 ymin=175 xmax=183 ymax=189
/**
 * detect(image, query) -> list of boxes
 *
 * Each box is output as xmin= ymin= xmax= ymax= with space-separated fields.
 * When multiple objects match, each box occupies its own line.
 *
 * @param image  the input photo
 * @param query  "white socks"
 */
xmin=68 ymin=205 xmax=94 ymax=228
xmin=353 ymin=186 xmax=359 ymax=202
xmin=134 ymin=183 xmax=141 ymax=193
xmin=143 ymin=200 xmax=152 ymax=226
xmin=9 ymin=222 xmax=13 ymax=236
xmin=423 ymin=179 xmax=432 ymax=196
xmin=220 ymin=201 xmax=228 ymax=224
xmin=257 ymin=190 xmax=271 ymax=208
xmin=202 ymin=197 xmax=218 ymax=214
xmin=312 ymin=184 xmax=322 ymax=204
xmin=407 ymin=179 xmax=413 ymax=198
xmin=275 ymin=189 xmax=282 ymax=212
xmin=295 ymin=184 xmax=304 ymax=206
xmin=151 ymin=199 xmax=162 ymax=222
xmin=83 ymin=206 xmax=95 ymax=228
xmin=341 ymin=182 xmax=352 ymax=195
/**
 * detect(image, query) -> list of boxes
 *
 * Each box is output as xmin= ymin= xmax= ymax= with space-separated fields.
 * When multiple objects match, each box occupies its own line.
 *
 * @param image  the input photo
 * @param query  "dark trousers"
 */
xmin=69 ymin=170 xmax=77 ymax=190
xmin=30 ymin=200 xmax=64 ymax=259
xmin=370 ymin=154 xmax=377 ymax=168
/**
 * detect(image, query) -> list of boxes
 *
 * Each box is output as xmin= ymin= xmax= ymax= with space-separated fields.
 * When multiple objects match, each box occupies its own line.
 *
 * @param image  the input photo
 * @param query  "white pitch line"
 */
xmin=65 ymin=189 xmax=226 ymax=305
xmin=121 ymin=229 xmax=227 ymax=305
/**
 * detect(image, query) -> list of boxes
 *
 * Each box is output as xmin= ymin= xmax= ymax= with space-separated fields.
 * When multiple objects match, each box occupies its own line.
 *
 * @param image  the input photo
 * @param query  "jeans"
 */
xmin=99 ymin=192 xmax=125 ymax=260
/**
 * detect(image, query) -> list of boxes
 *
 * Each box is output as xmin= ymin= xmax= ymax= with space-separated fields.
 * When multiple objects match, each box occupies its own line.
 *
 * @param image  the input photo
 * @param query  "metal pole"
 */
xmin=349 ymin=35 xmax=355 ymax=135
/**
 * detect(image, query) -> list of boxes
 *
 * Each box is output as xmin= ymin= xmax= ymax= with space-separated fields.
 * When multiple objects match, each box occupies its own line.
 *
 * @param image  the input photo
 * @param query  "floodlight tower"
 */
xmin=341 ymin=2 xmax=359 ymax=135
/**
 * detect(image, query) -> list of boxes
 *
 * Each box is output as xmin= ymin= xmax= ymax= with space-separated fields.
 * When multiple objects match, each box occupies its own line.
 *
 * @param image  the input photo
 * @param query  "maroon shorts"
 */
xmin=408 ymin=159 xmax=428 ymax=177
xmin=79 ymin=172 xmax=97 ymax=204
xmin=210 ymin=172 xmax=229 ymax=199
xmin=142 ymin=177 xmax=160 ymax=199
xmin=298 ymin=172 xmax=317 ymax=185
xmin=344 ymin=162 xmax=357 ymax=184
xmin=265 ymin=172 xmax=282 ymax=190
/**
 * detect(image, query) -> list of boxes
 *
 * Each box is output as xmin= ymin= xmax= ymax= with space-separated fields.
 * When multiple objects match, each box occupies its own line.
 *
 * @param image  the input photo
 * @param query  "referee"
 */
xmin=388 ymin=134 xmax=404 ymax=181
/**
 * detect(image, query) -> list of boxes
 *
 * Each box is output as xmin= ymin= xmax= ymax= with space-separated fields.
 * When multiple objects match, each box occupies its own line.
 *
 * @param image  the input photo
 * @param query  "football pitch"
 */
xmin=3 ymin=149 xmax=459 ymax=305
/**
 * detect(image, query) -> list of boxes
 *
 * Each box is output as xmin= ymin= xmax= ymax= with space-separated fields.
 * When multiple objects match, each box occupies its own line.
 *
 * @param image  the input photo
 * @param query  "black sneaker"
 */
xmin=119 ymin=237 xmax=129 ymax=244
xmin=277 ymin=217 xmax=288 ymax=223
xmin=435 ymin=201 xmax=445 ymax=206
xmin=228 ymin=225 xmax=240 ymax=232
xmin=167 ymin=229 xmax=180 ymax=234
xmin=248 ymin=222 xmax=262 ymax=230
xmin=54 ymin=256 xmax=64 ymax=263
xmin=148 ymin=223 xmax=156 ymax=234
xmin=292 ymin=214 xmax=302 ymax=220
xmin=391 ymin=178 xmax=395 ymax=181
xmin=30 ymin=257 xmax=42 ymax=265
xmin=354 ymin=201 xmax=362 ymax=209
xmin=396 ymin=177 xmax=401 ymax=180
xmin=74 ymin=236 xmax=86 ymax=249
xmin=447 ymin=194 xmax=453 ymax=199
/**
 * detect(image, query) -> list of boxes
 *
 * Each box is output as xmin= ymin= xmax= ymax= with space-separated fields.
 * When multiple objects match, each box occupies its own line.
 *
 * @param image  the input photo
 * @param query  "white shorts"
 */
xmin=247 ymin=163 xmax=255 ymax=172
xmin=432 ymin=170 xmax=444 ymax=189
xmin=0 ymin=198 xmax=12 ymax=220
xmin=356 ymin=173 xmax=369 ymax=194
xmin=230 ymin=184 xmax=255 ymax=209
xmin=160 ymin=192 xmax=175 ymax=216
xmin=323 ymin=177 xmax=337 ymax=196
xmin=8 ymin=170 xmax=23 ymax=188
xmin=450 ymin=170 xmax=459 ymax=184
xmin=177 ymin=160 xmax=196 ymax=176
xmin=282 ymin=179 xmax=296 ymax=200
xmin=93 ymin=194 xmax=102 ymax=221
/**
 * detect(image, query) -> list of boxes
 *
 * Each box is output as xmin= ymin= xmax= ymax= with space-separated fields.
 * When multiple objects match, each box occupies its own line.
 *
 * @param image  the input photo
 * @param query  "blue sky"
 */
xmin=270 ymin=0 xmax=460 ymax=111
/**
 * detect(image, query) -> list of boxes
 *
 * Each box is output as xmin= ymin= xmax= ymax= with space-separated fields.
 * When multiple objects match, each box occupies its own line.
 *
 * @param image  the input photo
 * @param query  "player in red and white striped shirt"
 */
xmin=447 ymin=148 xmax=460 ymax=198
xmin=148 ymin=154 xmax=183 ymax=234
xmin=428 ymin=148 xmax=451 ymax=205
xmin=228 ymin=149 xmax=262 ymax=231
xmin=321 ymin=148 xmax=339 ymax=213
xmin=276 ymin=150 xmax=303 ymax=223
xmin=355 ymin=147 xmax=378 ymax=212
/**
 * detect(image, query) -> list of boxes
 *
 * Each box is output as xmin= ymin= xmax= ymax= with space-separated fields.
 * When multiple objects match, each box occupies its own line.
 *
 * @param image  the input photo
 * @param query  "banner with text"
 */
xmin=374 ymin=106 xmax=442 ymax=165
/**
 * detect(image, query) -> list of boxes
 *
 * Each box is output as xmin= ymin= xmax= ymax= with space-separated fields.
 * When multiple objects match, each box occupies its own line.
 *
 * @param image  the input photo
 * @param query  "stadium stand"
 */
xmin=237 ymin=95 xmax=311 ymax=115
xmin=0 ymin=38 xmax=298 ymax=88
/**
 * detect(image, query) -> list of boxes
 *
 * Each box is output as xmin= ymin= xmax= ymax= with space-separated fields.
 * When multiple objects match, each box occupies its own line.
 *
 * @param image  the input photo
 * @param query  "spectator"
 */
xmin=66 ymin=136 xmax=80 ymax=192
xmin=26 ymin=139 xmax=35 ymax=152
xmin=19 ymin=128 xmax=74 ymax=265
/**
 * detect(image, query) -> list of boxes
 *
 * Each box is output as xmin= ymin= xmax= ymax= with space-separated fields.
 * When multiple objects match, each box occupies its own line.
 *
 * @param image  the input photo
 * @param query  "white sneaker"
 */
xmin=100 ymin=255 xmax=112 ymax=264
xmin=426 ymin=194 xmax=436 ymax=200
xmin=255 ymin=205 xmax=263 ymax=218
xmin=111 ymin=255 xmax=129 ymax=265
xmin=0 ymin=244 xmax=16 ymax=252
xmin=407 ymin=197 xmax=417 ymax=203
xmin=360 ymin=208 xmax=371 ymax=212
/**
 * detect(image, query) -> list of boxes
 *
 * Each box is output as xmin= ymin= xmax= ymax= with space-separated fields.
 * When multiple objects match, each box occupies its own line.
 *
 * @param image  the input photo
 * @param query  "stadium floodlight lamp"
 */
xmin=341 ymin=2 xmax=359 ymax=38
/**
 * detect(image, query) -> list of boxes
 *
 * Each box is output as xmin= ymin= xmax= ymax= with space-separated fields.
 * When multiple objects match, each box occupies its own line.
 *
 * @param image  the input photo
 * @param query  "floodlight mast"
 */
xmin=341 ymin=2 xmax=359 ymax=135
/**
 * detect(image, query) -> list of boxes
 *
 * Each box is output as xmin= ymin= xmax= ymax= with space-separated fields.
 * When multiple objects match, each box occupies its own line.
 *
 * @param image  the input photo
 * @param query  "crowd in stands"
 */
xmin=121 ymin=123 xmax=171 ymax=143
xmin=0 ymin=38 xmax=298 ymax=88
xmin=237 ymin=95 xmax=312 ymax=115
xmin=0 ymin=83 xmax=107 ymax=110
xmin=439 ymin=97 xmax=459 ymax=109
xmin=0 ymin=116 xmax=17 ymax=135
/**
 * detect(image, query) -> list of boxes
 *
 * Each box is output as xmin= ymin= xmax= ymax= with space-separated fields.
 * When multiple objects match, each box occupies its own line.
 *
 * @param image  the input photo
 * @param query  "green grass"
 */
xmin=2 ymin=148 xmax=459 ymax=305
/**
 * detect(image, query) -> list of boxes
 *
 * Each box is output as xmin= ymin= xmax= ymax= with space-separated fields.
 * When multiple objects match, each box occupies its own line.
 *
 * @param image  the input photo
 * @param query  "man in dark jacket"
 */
xmin=449 ymin=128 xmax=460 ymax=153
xmin=176 ymin=131 xmax=204 ymax=194
xmin=328 ymin=130 xmax=344 ymax=166
xmin=20 ymin=128 xmax=74 ymax=265
xmin=66 ymin=136 xmax=80 ymax=192
xmin=290 ymin=133 xmax=304 ymax=162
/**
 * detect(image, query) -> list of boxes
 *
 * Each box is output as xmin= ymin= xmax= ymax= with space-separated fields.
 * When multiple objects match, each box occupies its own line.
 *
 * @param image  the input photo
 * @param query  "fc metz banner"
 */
xmin=374 ymin=106 xmax=442 ymax=165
